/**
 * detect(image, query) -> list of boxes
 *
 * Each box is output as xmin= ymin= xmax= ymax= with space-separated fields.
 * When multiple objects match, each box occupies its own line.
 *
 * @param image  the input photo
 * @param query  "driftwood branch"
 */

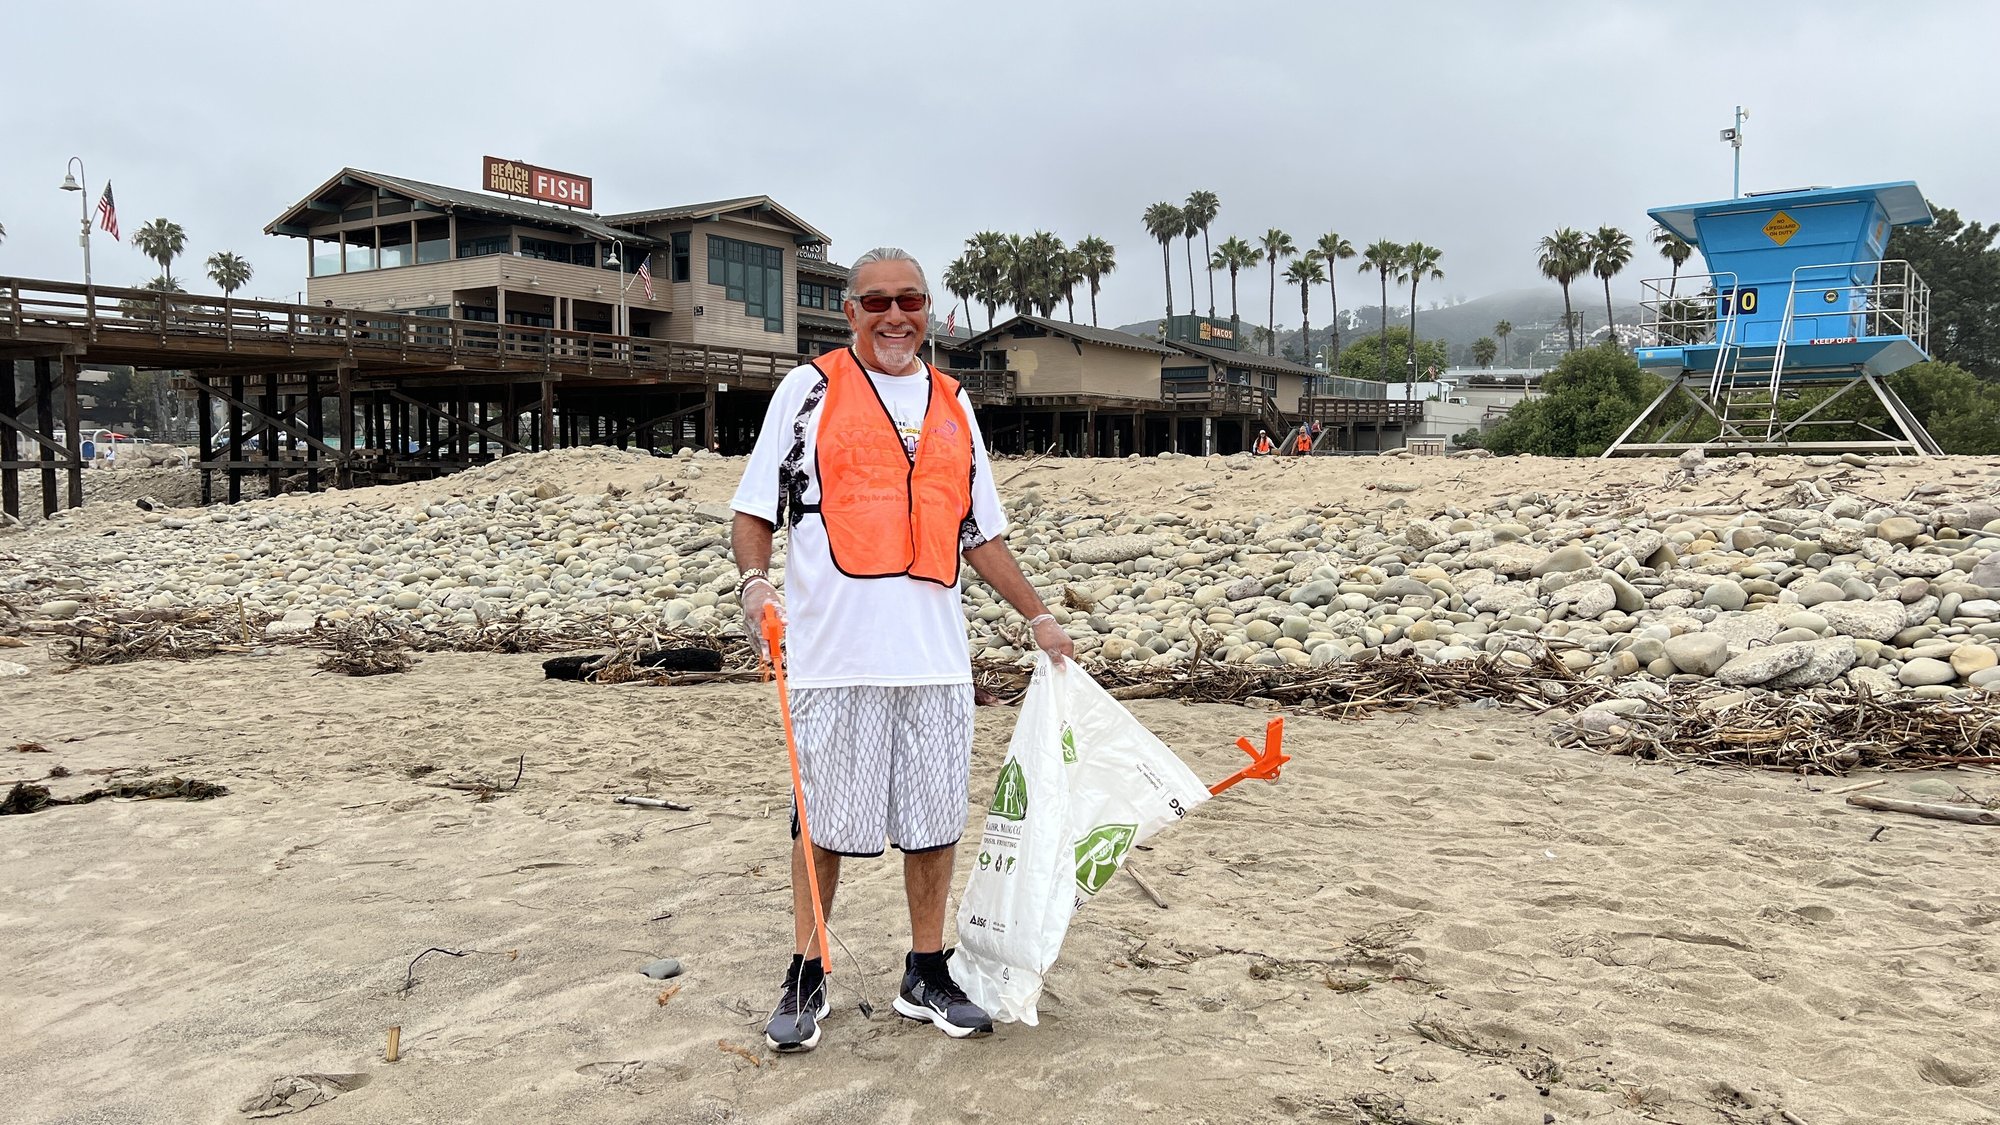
xmin=1846 ymin=794 xmax=2000 ymax=825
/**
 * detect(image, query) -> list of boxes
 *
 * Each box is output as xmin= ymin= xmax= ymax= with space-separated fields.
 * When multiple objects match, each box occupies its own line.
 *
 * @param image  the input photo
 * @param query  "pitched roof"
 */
xmin=959 ymin=315 xmax=1174 ymax=355
xmin=1167 ymin=338 xmax=1322 ymax=378
xmin=797 ymin=256 xmax=850 ymax=281
xmin=264 ymin=168 xmax=656 ymax=245
xmin=604 ymin=196 xmax=830 ymax=244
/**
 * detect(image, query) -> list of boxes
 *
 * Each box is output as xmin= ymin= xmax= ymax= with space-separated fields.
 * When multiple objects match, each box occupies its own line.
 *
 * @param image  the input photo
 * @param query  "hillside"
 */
xmin=1118 ymin=285 xmax=1649 ymax=366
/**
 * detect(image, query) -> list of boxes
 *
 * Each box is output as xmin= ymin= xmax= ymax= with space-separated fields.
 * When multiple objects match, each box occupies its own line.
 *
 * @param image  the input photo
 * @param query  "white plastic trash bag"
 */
xmin=954 ymin=653 xmax=1211 ymax=1025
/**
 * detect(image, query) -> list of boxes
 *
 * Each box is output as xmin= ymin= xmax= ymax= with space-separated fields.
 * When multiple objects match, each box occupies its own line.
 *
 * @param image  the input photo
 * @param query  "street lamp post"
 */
xmin=59 ymin=157 xmax=94 ymax=313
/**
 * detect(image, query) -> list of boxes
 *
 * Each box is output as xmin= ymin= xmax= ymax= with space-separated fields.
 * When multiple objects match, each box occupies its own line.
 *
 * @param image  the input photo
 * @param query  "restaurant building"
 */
xmin=264 ymin=162 xmax=841 ymax=356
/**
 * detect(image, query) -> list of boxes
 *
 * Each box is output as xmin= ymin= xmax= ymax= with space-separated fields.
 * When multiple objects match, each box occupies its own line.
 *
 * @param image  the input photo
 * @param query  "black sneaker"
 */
xmin=892 ymin=951 xmax=993 ymax=1039
xmin=764 ymin=971 xmax=830 ymax=1053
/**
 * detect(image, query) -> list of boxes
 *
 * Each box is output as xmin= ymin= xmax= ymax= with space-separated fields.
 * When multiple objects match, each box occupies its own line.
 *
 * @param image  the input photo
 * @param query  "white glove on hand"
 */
xmin=741 ymin=578 xmax=786 ymax=661
xmin=1030 ymin=614 xmax=1074 ymax=664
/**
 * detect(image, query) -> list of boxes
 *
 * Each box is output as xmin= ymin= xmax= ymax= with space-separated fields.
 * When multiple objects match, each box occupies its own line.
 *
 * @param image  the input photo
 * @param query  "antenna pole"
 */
xmin=1732 ymin=106 xmax=1747 ymax=198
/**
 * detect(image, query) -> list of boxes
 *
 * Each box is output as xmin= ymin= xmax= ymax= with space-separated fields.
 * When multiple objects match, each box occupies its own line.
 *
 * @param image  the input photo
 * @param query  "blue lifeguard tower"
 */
xmin=1604 ymin=180 xmax=1940 ymax=456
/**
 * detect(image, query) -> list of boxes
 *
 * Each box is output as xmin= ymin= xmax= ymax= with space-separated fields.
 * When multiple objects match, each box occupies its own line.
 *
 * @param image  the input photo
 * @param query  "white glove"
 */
xmin=742 ymin=578 xmax=786 ymax=661
xmin=1030 ymin=614 xmax=1074 ymax=664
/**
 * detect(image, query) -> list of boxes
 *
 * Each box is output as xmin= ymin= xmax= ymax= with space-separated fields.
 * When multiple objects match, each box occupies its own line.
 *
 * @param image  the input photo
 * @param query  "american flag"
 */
xmin=96 ymin=182 xmax=120 ymax=241
xmin=944 ymin=303 xmax=956 ymax=335
xmin=635 ymin=253 xmax=654 ymax=301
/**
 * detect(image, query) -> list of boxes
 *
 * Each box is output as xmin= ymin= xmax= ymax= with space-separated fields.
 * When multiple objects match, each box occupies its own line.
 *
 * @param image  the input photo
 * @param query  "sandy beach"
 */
xmin=4 ymin=452 xmax=1999 ymax=1124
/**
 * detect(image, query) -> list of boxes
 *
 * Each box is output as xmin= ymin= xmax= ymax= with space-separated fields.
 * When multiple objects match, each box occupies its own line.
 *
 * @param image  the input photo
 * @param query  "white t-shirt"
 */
xmin=731 ymin=358 xmax=1007 ymax=688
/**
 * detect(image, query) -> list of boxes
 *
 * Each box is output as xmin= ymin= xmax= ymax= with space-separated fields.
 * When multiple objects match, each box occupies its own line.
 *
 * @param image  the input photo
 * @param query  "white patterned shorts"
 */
xmin=786 ymin=683 xmax=976 ymax=857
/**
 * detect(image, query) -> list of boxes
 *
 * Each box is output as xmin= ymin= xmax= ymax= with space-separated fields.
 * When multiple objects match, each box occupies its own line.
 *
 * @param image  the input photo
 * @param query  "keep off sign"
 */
xmin=482 ymin=157 xmax=592 ymax=209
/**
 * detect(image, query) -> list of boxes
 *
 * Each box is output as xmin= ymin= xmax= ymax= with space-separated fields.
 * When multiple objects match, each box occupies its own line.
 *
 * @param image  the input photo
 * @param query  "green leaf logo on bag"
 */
xmin=1073 ymin=823 xmax=1137 ymax=896
xmin=988 ymin=759 xmax=1028 ymax=821
xmin=1060 ymin=723 xmax=1077 ymax=764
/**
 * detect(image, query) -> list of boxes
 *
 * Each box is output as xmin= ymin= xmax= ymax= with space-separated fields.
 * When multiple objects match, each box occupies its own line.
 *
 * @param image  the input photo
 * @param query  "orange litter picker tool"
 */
xmin=762 ymin=604 xmax=832 ymax=975
xmin=1209 ymin=716 xmax=1289 ymax=796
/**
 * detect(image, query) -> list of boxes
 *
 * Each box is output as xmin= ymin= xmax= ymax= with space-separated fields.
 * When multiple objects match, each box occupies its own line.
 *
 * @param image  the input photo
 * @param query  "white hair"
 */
xmin=846 ymin=247 xmax=929 ymax=297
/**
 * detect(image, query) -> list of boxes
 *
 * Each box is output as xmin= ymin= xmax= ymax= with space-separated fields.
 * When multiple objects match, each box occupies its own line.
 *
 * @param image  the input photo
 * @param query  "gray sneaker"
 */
xmin=764 ymin=973 xmax=830 ymax=1053
xmin=892 ymin=951 xmax=993 ymax=1039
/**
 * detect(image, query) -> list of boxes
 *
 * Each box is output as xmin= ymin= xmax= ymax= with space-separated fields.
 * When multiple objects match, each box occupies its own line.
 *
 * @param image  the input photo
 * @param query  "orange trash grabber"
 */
xmin=762 ymin=604 xmax=831 ymax=974
xmin=1209 ymin=716 xmax=1289 ymax=796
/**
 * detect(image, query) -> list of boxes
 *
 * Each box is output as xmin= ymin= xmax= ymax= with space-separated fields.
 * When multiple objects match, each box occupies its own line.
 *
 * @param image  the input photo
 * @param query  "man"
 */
xmin=730 ymin=247 xmax=1074 ymax=1053
xmin=1252 ymin=429 xmax=1274 ymax=455
xmin=1294 ymin=427 xmax=1312 ymax=455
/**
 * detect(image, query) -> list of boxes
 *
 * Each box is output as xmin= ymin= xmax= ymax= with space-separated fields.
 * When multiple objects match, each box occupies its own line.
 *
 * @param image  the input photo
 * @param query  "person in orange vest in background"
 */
xmin=1294 ymin=428 xmax=1312 ymax=455
xmin=730 ymin=247 xmax=1073 ymax=1054
xmin=1252 ymin=429 xmax=1275 ymax=455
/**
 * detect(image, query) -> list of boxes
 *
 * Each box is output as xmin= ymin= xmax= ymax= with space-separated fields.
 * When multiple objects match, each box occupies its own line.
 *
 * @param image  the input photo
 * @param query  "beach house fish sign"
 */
xmin=482 ymin=157 xmax=592 ymax=209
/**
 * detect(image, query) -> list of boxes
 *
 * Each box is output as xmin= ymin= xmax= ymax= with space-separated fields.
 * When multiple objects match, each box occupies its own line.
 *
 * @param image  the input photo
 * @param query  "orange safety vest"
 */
xmin=808 ymin=347 xmax=974 ymax=587
xmin=1253 ymin=435 xmax=1274 ymax=454
xmin=1295 ymin=430 xmax=1312 ymax=453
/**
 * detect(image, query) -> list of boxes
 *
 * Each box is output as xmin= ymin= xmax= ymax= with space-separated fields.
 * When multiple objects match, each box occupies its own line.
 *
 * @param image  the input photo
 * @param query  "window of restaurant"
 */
xmin=506 ymin=310 xmax=554 ymax=328
xmin=457 ymin=235 xmax=511 ymax=259
xmin=310 ymin=237 xmax=341 ymax=277
xmin=671 ymin=232 xmax=690 ymax=281
xmin=344 ymin=239 xmax=376 ymax=272
xmin=520 ymin=236 xmax=587 ymax=264
xmin=378 ymin=226 xmax=413 ymax=270
xmin=707 ymin=235 xmax=785 ymax=333
xmin=416 ymin=219 xmax=449 ymax=264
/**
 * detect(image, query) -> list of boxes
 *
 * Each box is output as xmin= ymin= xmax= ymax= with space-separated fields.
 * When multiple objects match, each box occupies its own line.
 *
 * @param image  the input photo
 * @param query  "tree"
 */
xmin=1482 ymin=346 xmax=1658 ymax=456
xmin=1211 ymin=236 xmax=1260 ymax=329
xmin=1185 ymin=190 xmax=1220 ymax=316
xmin=1315 ymin=233 xmax=1356 ymax=371
xmin=1537 ymin=227 xmax=1590 ymax=351
xmin=1284 ymin=252 xmax=1327 ymax=371
xmin=1399 ymin=242 xmax=1444 ymax=394
xmin=1472 ymin=336 xmax=1498 ymax=367
xmin=0 ymin=221 xmax=6 ymax=246
xmin=1888 ymin=206 xmax=2000 ymax=380
xmin=1652 ymin=226 xmax=1694 ymax=297
xmin=206 ymin=251 xmax=253 ymax=298
xmin=1057 ymin=248 xmax=1087 ymax=322
xmin=1143 ymin=202 xmax=1183 ymax=323
xmin=1885 ymin=361 xmax=2000 ymax=452
xmin=1589 ymin=225 xmax=1633 ymax=347
xmin=965 ymin=231 xmax=1008 ymax=329
xmin=1493 ymin=319 xmax=1513 ymax=365
xmin=1259 ymin=229 xmax=1296 ymax=356
xmin=943 ymin=255 xmax=979 ymax=331
xmin=1073 ymin=236 xmax=1116 ymax=327
xmin=133 ymin=219 xmax=188 ymax=285
xmin=1359 ymin=239 xmax=1403 ymax=381
xmin=1337 ymin=327 xmax=1447 ymax=385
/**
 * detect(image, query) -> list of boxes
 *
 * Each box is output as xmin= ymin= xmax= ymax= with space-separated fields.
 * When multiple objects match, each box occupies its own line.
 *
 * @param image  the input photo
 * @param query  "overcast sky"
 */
xmin=4 ymin=1 xmax=1995 ymax=330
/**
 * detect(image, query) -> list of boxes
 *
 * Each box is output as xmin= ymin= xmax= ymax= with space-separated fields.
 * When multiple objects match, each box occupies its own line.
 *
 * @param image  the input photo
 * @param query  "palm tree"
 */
xmin=1399 ymin=243 xmax=1444 ymax=394
xmin=966 ymin=231 xmax=1008 ymax=328
xmin=1653 ymin=225 xmax=1694 ymax=297
xmin=1589 ymin=225 xmax=1634 ymax=347
xmin=1073 ymin=236 xmax=1116 ymax=327
xmin=1359 ymin=239 xmax=1403 ymax=380
xmin=206 ymin=251 xmax=253 ymax=298
xmin=1472 ymin=337 xmax=1498 ymax=368
xmin=0 ymin=221 xmax=7 ymax=246
xmin=1057 ymin=248 xmax=1087 ymax=322
xmin=1258 ymin=228 xmax=1296 ymax=355
xmin=943 ymin=255 xmax=979 ymax=331
xmin=1179 ymin=205 xmax=1202 ymax=316
xmin=1284 ymin=252 xmax=1327 ymax=370
xmin=1185 ymin=190 xmax=1220 ymax=316
xmin=1315 ymin=233 xmax=1355 ymax=371
xmin=1211 ymin=236 xmax=1260 ymax=330
xmin=132 ymin=219 xmax=188 ymax=285
xmin=1142 ymin=202 xmax=1182 ymax=323
xmin=1028 ymin=231 xmax=1068 ymax=317
xmin=1536 ymin=227 xmax=1590 ymax=351
xmin=1493 ymin=319 xmax=1513 ymax=365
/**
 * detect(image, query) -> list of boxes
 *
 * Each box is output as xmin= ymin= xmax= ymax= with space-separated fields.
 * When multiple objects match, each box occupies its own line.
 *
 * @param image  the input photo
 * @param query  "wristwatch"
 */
xmin=736 ymin=568 xmax=773 ymax=597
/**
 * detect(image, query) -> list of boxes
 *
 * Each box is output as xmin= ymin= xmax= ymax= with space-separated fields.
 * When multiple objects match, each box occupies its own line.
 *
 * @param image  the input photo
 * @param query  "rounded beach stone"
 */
xmin=1898 ymin=657 xmax=1957 ymax=687
xmin=641 ymin=958 xmax=683 ymax=980
xmin=1950 ymin=645 xmax=1998 ymax=677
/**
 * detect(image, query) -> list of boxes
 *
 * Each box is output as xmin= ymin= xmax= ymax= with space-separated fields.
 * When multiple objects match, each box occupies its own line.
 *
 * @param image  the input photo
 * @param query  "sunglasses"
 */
xmin=850 ymin=293 xmax=929 ymax=313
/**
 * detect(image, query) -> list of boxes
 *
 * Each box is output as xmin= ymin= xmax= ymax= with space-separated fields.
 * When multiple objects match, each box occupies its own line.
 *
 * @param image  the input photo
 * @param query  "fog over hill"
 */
xmin=1113 ymin=286 xmax=1650 ymax=366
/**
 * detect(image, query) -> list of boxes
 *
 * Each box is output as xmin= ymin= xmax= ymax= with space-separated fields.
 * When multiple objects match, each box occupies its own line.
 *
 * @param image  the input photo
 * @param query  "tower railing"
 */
xmin=1765 ymin=258 xmax=1929 ymax=398
xmin=1636 ymin=270 xmax=1744 ymax=399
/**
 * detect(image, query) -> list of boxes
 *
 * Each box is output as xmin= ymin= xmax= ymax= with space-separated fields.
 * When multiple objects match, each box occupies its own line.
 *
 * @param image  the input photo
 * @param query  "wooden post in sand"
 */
xmin=385 ymin=1026 xmax=401 ymax=1063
